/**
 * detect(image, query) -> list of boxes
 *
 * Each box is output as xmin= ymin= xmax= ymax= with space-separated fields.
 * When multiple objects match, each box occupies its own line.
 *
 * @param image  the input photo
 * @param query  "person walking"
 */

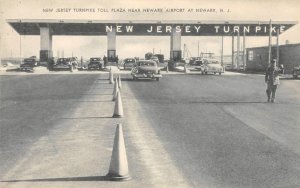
xmin=265 ymin=59 xmax=282 ymax=103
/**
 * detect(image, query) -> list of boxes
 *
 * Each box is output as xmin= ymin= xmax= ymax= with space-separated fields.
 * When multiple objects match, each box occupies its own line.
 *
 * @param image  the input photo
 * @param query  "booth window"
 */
xmin=248 ymin=51 xmax=253 ymax=61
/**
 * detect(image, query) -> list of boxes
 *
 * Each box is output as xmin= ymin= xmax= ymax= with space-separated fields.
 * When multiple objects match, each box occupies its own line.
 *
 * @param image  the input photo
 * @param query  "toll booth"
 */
xmin=107 ymin=50 xmax=116 ymax=62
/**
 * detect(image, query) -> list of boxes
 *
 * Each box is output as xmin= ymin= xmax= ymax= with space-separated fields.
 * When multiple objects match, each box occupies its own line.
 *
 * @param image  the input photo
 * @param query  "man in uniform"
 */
xmin=265 ymin=59 xmax=282 ymax=103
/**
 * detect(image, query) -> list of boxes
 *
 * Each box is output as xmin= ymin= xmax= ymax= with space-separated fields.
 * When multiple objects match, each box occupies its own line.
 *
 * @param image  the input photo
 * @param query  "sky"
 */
xmin=0 ymin=0 xmax=300 ymax=59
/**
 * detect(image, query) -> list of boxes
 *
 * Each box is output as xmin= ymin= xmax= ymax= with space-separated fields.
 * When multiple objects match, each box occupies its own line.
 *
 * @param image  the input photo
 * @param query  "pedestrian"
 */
xmin=103 ymin=55 xmax=107 ymax=67
xmin=116 ymin=55 xmax=119 ymax=65
xmin=265 ymin=59 xmax=282 ymax=103
xmin=48 ymin=57 xmax=55 ymax=71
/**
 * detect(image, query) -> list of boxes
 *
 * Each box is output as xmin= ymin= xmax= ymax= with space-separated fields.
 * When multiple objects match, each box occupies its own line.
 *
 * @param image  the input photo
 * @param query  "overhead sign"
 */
xmin=104 ymin=24 xmax=288 ymax=36
xmin=7 ymin=20 xmax=297 ymax=36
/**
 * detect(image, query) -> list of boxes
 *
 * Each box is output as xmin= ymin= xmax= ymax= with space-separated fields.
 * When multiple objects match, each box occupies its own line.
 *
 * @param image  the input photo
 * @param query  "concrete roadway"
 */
xmin=0 ymin=72 xmax=300 ymax=187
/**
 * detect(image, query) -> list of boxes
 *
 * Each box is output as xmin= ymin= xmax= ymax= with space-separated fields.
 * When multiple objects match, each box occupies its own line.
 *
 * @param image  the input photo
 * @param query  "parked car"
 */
xmin=88 ymin=57 xmax=103 ymax=70
xmin=200 ymin=59 xmax=224 ymax=75
xmin=53 ymin=58 xmax=72 ymax=71
xmin=123 ymin=58 xmax=136 ymax=70
xmin=190 ymin=59 xmax=203 ymax=70
xmin=292 ymin=65 xmax=300 ymax=78
xmin=20 ymin=58 xmax=38 ymax=72
xmin=150 ymin=56 xmax=159 ymax=64
xmin=131 ymin=60 xmax=162 ymax=81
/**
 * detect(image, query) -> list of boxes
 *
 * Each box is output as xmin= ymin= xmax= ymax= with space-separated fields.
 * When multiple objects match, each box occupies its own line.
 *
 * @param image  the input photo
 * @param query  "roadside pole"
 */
xmin=276 ymin=28 xmax=280 ymax=65
xmin=268 ymin=19 xmax=272 ymax=65
xmin=237 ymin=31 xmax=240 ymax=71
xmin=243 ymin=31 xmax=246 ymax=72
xmin=232 ymin=35 xmax=234 ymax=70
xmin=221 ymin=35 xmax=224 ymax=72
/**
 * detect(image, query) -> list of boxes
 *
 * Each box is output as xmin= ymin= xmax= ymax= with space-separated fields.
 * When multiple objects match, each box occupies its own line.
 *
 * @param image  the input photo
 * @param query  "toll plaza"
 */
xmin=2 ymin=19 xmax=300 ymax=188
xmin=7 ymin=19 xmax=297 ymax=67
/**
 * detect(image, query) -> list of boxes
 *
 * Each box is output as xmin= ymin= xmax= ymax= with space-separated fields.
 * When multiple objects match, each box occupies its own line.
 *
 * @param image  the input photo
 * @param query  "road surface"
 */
xmin=1 ymin=72 xmax=300 ymax=187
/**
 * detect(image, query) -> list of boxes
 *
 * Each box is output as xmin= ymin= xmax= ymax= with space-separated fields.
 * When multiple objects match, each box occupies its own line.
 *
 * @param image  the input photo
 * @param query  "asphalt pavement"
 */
xmin=0 ymin=71 xmax=300 ymax=188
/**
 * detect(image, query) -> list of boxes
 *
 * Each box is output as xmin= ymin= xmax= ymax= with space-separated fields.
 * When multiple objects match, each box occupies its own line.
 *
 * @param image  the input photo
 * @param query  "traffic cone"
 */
xmin=118 ymin=75 xmax=122 ymax=89
xmin=112 ymin=78 xmax=119 ymax=101
xmin=108 ymin=67 xmax=111 ymax=80
xmin=106 ymin=124 xmax=131 ymax=181
xmin=109 ymin=68 xmax=114 ymax=84
xmin=112 ymin=91 xmax=124 ymax=118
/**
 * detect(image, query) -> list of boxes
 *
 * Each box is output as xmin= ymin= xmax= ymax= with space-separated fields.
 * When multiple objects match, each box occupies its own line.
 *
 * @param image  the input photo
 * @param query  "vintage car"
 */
xmin=292 ymin=65 xmax=300 ymax=78
xmin=88 ymin=57 xmax=103 ymax=70
xmin=123 ymin=58 xmax=136 ymax=70
xmin=53 ymin=58 xmax=72 ymax=71
xmin=200 ymin=59 xmax=224 ymax=75
xmin=150 ymin=56 xmax=159 ymax=64
xmin=190 ymin=59 xmax=203 ymax=70
xmin=131 ymin=60 xmax=162 ymax=81
xmin=20 ymin=58 xmax=38 ymax=72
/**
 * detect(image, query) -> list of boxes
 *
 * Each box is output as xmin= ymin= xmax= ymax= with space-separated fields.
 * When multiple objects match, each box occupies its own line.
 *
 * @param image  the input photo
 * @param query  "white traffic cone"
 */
xmin=109 ymin=68 xmax=114 ymax=84
xmin=118 ymin=75 xmax=122 ymax=89
xmin=112 ymin=78 xmax=119 ymax=101
xmin=106 ymin=124 xmax=131 ymax=181
xmin=112 ymin=91 xmax=124 ymax=118
xmin=108 ymin=67 xmax=111 ymax=80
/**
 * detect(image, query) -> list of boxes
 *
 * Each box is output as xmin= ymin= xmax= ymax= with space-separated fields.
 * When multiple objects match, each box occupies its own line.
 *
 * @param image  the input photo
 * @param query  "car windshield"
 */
xmin=24 ymin=59 xmax=34 ymax=62
xmin=57 ymin=58 xmax=67 ymax=63
xmin=206 ymin=60 xmax=220 ymax=64
xmin=139 ymin=61 xmax=155 ymax=66
xmin=125 ymin=59 xmax=135 ymax=63
xmin=90 ymin=58 xmax=101 ymax=61
xmin=195 ymin=60 xmax=202 ymax=65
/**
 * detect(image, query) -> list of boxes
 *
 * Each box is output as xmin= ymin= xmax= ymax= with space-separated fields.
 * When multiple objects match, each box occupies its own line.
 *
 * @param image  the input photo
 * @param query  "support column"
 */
xmin=107 ymin=27 xmax=116 ymax=62
xmin=40 ymin=27 xmax=53 ymax=62
xmin=170 ymin=27 xmax=181 ymax=62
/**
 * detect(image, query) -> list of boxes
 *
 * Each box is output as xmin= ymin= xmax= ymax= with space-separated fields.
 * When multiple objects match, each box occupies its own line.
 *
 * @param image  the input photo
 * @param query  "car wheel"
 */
xmin=293 ymin=75 xmax=298 ymax=79
xmin=219 ymin=72 xmax=221 ymax=75
xmin=156 ymin=77 xmax=160 ymax=81
xmin=205 ymin=72 xmax=207 ymax=75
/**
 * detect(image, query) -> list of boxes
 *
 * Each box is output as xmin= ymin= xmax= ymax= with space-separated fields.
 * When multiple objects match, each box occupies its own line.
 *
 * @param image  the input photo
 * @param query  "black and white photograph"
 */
xmin=0 ymin=0 xmax=300 ymax=187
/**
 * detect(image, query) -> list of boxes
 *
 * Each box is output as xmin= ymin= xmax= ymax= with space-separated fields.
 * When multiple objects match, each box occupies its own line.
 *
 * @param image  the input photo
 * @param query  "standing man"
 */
xmin=265 ymin=59 xmax=282 ymax=103
xmin=48 ymin=57 xmax=55 ymax=71
xmin=103 ymin=55 xmax=107 ymax=68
